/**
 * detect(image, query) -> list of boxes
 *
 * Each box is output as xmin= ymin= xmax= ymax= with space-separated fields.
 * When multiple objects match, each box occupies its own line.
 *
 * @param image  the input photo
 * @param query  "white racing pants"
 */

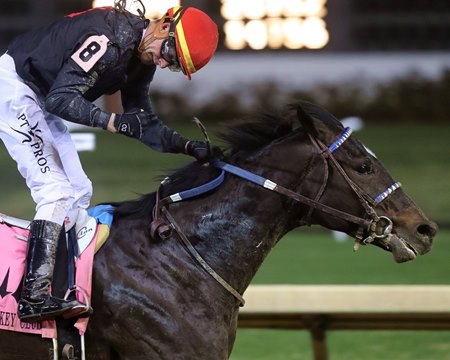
xmin=0 ymin=53 xmax=92 ymax=225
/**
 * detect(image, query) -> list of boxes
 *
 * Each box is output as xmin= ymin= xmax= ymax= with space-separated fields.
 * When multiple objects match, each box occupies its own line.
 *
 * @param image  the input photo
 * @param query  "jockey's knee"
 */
xmin=74 ymin=178 xmax=93 ymax=210
xmin=33 ymin=184 xmax=77 ymax=224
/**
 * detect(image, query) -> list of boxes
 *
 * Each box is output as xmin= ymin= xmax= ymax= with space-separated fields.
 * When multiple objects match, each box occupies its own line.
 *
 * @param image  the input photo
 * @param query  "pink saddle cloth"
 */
xmin=0 ymin=220 xmax=98 ymax=338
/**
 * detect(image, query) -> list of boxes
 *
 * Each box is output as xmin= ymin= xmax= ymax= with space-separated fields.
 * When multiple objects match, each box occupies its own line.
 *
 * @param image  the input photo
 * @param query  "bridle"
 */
xmin=214 ymin=127 xmax=401 ymax=248
xmin=304 ymin=128 xmax=402 ymax=249
xmin=151 ymin=127 xmax=402 ymax=306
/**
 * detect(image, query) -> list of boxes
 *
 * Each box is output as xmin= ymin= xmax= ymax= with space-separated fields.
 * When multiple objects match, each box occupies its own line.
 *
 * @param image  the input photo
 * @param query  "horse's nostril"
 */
xmin=417 ymin=223 xmax=437 ymax=238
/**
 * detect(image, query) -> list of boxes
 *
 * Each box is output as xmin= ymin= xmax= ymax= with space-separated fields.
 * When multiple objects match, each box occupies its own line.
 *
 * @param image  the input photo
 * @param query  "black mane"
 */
xmin=218 ymin=111 xmax=294 ymax=156
xmin=111 ymin=108 xmax=296 ymax=219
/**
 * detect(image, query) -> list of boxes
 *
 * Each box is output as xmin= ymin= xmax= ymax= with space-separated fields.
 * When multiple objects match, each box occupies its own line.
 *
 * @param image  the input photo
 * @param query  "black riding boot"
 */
xmin=18 ymin=220 xmax=90 ymax=323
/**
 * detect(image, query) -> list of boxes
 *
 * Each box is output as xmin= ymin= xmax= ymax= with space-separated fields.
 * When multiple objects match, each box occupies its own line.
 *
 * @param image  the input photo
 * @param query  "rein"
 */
xmin=213 ymin=159 xmax=373 ymax=231
xmin=160 ymin=207 xmax=245 ymax=306
xmin=152 ymin=127 xmax=402 ymax=307
xmin=151 ymin=173 xmax=245 ymax=306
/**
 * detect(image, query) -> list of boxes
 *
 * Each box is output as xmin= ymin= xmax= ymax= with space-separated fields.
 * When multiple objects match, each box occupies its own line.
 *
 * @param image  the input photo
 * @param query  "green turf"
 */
xmin=230 ymin=229 xmax=450 ymax=360
xmin=231 ymin=330 xmax=450 ymax=360
xmin=252 ymin=228 xmax=450 ymax=285
xmin=355 ymin=124 xmax=450 ymax=225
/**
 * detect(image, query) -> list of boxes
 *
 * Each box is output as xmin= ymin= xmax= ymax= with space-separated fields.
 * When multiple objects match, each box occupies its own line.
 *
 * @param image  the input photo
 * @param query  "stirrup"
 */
xmin=18 ymin=297 xmax=88 ymax=323
xmin=63 ymin=286 xmax=93 ymax=319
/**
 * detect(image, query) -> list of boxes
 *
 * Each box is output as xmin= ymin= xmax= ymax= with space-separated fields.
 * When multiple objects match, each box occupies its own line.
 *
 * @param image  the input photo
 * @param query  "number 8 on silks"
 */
xmin=71 ymin=35 xmax=110 ymax=72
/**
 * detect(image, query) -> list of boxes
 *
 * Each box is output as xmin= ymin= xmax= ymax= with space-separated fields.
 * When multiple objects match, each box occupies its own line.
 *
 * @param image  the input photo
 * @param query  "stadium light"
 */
xmin=224 ymin=21 xmax=247 ymax=50
xmin=221 ymin=0 xmax=329 ymax=50
xmin=246 ymin=20 xmax=268 ymax=50
xmin=92 ymin=0 xmax=180 ymax=19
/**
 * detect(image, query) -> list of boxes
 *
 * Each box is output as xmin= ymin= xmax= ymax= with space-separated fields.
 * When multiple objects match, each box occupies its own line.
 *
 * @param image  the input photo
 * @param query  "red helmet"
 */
xmin=167 ymin=7 xmax=218 ymax=80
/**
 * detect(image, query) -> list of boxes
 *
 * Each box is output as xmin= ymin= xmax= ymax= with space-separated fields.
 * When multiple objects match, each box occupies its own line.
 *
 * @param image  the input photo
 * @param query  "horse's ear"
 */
xmin=295 ymin=100 xmax=344 ymax=142
xmin=295 ymin=102 xmax=319 ymax=137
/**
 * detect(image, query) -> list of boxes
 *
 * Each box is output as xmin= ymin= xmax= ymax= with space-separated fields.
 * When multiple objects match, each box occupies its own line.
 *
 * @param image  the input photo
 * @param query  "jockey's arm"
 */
xmin=44 ymin=47 xmax=188 ymax=154
xmin=45 ymin=43 xmax=119 ymax=130
xmin=45 ymin=44 xmax=216 ymax=161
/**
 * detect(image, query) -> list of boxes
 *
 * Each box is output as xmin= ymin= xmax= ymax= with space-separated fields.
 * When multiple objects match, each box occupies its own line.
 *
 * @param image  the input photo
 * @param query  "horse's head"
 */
xmin=290 ymin=101 xmax=437 ymax=262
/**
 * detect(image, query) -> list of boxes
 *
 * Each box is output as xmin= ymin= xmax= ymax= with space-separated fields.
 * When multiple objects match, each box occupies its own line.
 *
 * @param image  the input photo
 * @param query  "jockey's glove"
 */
xmin=113 ymin=110 xmax=147 ymax=139
xmin=112 ymin=110 xmax=223 ymax=160
xmin=186 ymin=141 xmax=223 ymax=163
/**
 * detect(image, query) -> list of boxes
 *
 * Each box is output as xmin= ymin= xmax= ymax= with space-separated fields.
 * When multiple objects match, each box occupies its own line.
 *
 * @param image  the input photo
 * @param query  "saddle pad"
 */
xmin=0 ymin=205 xmax=114 ymax=337
xmin=0 ymin=211 xmax=98 ymax=257
xmin=0 ymin=213 xmax=30 ymax=230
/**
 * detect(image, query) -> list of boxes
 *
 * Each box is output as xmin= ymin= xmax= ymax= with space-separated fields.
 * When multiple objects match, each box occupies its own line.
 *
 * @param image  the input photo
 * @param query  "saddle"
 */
xmin=0 ymin=206 xmax=113 ymax=359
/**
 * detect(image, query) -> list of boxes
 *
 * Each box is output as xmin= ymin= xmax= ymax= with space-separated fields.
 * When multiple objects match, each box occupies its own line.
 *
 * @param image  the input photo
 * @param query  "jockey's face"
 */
xmin=139 ymin=38 xmax=170 ymax=68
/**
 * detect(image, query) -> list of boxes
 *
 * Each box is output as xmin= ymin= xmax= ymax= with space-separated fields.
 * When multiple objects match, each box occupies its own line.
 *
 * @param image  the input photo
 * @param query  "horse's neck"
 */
xmin=169 ymin=140 xmax=317 ymax=294
xmin=173 ymin=176 xmax=298 ymax=293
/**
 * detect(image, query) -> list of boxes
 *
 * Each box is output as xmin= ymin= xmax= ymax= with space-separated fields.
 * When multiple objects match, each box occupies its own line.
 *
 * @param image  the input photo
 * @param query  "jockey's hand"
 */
xmin=186 ymin=141 xmax=223 ymax=163
xmin=113 ymin=110 xmax=148 ymax=139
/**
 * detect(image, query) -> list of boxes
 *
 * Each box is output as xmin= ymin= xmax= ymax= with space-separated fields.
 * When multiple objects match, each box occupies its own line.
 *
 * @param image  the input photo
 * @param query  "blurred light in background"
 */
xmin=222 ymin=0 xmax=329 ymax=50
xmin=92 ymin=0 xmax=180 ymax=19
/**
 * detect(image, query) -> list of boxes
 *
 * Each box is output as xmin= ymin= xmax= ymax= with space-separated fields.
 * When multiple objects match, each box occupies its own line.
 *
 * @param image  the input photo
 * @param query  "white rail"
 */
xmin=238 ymin=285 xmax=450 ymax=360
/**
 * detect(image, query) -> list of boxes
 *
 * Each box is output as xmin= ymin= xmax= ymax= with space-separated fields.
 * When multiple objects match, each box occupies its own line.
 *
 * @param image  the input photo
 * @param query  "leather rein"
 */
xmin=151 ymin=127 xmax=402 ymax=307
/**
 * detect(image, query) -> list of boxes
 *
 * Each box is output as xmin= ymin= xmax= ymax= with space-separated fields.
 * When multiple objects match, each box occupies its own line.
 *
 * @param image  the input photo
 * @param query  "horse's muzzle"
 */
xmin=374 ymin=219 xmax=438 ymax=263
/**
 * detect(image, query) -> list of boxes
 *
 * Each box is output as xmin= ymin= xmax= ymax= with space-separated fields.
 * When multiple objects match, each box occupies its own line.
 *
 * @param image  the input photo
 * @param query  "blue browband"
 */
xmin=329 ymin=127 xmax=352 ymax=152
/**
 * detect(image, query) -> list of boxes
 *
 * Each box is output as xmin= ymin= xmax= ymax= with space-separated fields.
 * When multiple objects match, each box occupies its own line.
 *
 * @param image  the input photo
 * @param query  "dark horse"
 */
xmin=0 ymin=101 xmax=437 ymax=359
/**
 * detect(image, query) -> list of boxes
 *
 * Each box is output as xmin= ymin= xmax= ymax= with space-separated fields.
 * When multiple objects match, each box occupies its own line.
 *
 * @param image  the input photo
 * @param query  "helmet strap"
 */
xmin=138 ymin=16 xmax=170 ymax=55
xmin=168 ymin=7 xmax=187 ymax=37
xmin=137 ymin=7 xmax=188 ymax=67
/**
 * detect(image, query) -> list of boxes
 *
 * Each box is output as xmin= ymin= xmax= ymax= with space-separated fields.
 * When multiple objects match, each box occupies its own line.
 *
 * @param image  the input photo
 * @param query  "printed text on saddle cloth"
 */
xmin=0 ymin=220 xmax=97 ymax=337
xmin=0 ymin=223 xmax=47 ymax=335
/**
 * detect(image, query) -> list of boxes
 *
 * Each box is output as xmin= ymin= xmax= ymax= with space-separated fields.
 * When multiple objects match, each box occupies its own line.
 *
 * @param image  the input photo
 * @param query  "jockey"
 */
xmin=0 ymin=5 xmax=219 ymax=323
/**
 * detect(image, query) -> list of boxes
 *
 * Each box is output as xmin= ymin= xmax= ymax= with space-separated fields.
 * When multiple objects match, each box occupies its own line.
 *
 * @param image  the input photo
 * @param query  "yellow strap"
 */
xmin=94 ymin=224 xmax=110 ymax=254
xmin=175 ymin=16 xmax=196 ymax=74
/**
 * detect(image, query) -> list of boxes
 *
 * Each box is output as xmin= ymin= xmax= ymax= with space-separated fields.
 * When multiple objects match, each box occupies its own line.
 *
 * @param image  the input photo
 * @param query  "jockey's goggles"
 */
xmin=160 ymin=36 xmax=183 ymax=73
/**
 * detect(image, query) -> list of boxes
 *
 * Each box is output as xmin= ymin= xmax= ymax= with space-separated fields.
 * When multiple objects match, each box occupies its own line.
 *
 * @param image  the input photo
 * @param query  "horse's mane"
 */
xmin=110 ymin=101 xmax=331 ymax=219
xmin=218 ymin=111 xmax=294 ymax=156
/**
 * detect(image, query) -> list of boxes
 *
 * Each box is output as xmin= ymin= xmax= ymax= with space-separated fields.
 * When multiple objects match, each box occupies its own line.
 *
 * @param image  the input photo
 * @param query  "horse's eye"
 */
xmin=356 ymin=159 xmax=373 ymax=174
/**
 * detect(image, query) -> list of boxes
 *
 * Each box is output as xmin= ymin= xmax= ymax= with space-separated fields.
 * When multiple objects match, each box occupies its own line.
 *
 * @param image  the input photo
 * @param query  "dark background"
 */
xmin=1 ymin=0 xmax=450 ymax=52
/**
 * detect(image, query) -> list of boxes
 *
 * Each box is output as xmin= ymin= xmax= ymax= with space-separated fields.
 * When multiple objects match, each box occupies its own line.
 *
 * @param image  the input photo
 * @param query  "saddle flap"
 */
xmin=75 ymin=216 xmax=97 ymax=257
